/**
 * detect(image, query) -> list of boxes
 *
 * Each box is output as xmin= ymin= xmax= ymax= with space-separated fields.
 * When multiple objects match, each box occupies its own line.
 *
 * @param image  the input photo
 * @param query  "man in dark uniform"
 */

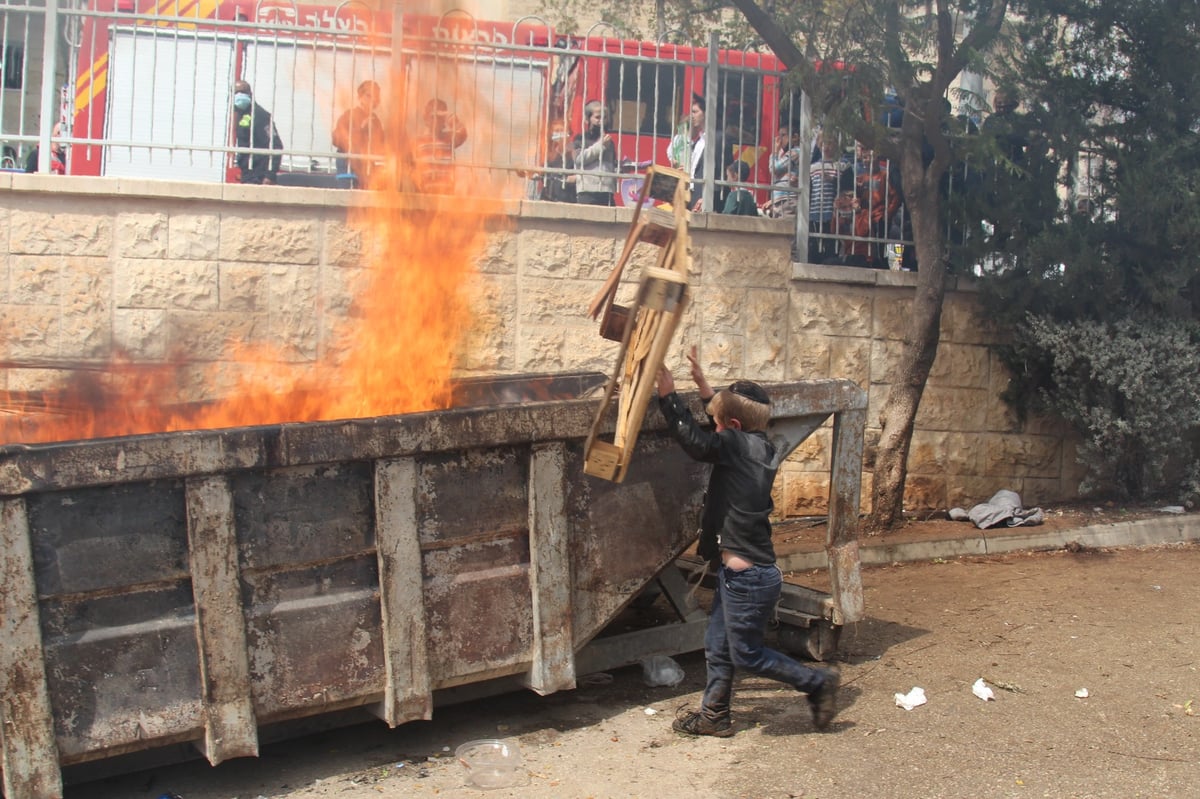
xmin=232 ymin=80 xmax=284 ymax=184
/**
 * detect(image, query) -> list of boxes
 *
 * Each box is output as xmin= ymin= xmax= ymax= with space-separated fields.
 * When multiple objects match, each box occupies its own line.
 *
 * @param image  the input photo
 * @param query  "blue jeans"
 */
xmin=701 ymin=563 xmax=827 ymax=721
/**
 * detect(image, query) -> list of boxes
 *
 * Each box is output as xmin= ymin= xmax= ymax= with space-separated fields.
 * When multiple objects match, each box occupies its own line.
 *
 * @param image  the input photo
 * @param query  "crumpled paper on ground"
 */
xmin=972 ymin=678 xmax=995 ymax=701
xmin=895 ymin=686 xmax=927 ymax=710
xmin=949 ymin=489 xmax=1044 ymax=530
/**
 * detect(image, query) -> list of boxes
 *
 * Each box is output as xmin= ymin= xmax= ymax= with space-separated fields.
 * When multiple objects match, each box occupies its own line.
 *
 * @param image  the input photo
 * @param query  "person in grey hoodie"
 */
xmin=572 ymin=100 xmax=618 ymax=206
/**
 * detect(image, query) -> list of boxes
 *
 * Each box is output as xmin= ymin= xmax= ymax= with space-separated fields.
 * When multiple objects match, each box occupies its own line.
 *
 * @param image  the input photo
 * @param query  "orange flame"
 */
xmin=2 ymin=78 xmax=509 ymax=446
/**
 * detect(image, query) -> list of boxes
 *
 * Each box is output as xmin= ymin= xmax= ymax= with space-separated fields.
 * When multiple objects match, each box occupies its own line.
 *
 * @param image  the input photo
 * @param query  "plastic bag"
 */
xmin=641 ymin=655 xmax=685 ymax=687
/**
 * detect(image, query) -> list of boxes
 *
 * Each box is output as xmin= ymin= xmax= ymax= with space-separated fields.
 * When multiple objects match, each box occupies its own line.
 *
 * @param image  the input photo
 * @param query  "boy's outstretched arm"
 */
xmin=656 ymin=365 xmax=721 ymax=462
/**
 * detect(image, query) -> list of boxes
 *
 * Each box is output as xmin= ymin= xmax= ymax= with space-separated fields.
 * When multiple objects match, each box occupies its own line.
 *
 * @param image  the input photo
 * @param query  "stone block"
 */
xmin=868 ymin=337 xmax=903 ymax=384
xmin=908 ymin=431 xmax=986 ymax=476
xmin=61 ymin=257 xmax=111 ymax=299
xmin=61 ymin=298 xmax=112 ymax=360
xmin=0 ymin=304 xmax=60 ymax=358
xmin=940 ymin=292 xmax=993 ymax=345
xmin=903 ymin=475 xmax=948 ymax=512
xmin=787 ymin=427 xmax=831 ymax=471
xmin=786 ymin=334 xmax=832 ymax=377
xmin=627 ymin=237 xmax=670 ymax=275
xmin=323 ymin=219 xmax=368 ymax=269
xmin=872 ymin=293 xmax=914 ymax=341
xmin=690 ymin=333 xmax=744 ymax=382
xmin=266 ymin=266 xmax=319 ymax=362
xmin=517 ymin=325 xmax=612 ymax=374
xmin=695 ymin=241 xmax=788 ymax=290
xmin=695 ymin=288 xmax=747 ymax=336
xmin=168 ymin=213 xmax=221 ymax=260
xmin=477 ymin=230 xmax=518 ymax=275
xmin=981 ymin=352 xmax=1022 ymax=432
xmin=1021 ymin=477 xmax=1077 ymax=506
xmin=9 ymin=209 xmax=112 ymax=256
xmin=928 ymin=342 xmax=990 ymax=389
xmin=946 ymin=476 xmax=1003 ymax=510
xmin=829 ymin=338 xmax=870 ymax=387
xmin=519 ymin=278 xmax=598 ymax=326
xmin=114 ymin=309 xmax=169 ymax=360
xmin=779 ymin=472 xmax=833 ymax=517
xmin=862 ymin=426 xmax=881 ymax=471
xmin=744 ymin=289 xmax=787 ymax=380
xmin=5 ymin=366 xmax=77 ymax=393
xmin=219 ymin=216 xmax=320 ymax=264
xmin=168 ymin=310 xmax=265 ymax=361
xmin=914 ymin=386 xmax=990 ymax=432
xmin=219 ymin=265 xmax=270 ymax=312
xmin=986 ymin=434 xmax=1062 ymax=479
xmin=116 ymin=213 xmax=169 ymax=259
xmin=9 ymin=255 xmax=64 ymax=304
xmin=521 ymin=230 xmax=616 ymax=280
xmin=115 ymin=259 xmax=219 ymax=310
xmin=321 ymin=265 xmax=368 ymax=319
xmin=790 ymin=287 xmax=873 ymax=338
xmin=0 ymin=209 xmax=8 ymax=299
xmin=460 ymin=274 xmax=517 ymax=373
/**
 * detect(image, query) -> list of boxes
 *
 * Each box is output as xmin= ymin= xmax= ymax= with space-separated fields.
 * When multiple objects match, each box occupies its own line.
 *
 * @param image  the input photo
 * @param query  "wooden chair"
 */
xmin=584 ymin=166 xmax=691 ymax=483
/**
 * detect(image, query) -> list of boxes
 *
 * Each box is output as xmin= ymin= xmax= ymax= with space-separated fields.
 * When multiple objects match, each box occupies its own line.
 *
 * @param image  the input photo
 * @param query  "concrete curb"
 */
xmin=778 ymin=514 xmax=1200 ymax=572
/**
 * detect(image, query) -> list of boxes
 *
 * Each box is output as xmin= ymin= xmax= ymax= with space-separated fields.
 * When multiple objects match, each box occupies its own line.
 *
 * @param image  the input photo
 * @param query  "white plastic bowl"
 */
xmin=455 ymin=739 xmax=524 ymax=789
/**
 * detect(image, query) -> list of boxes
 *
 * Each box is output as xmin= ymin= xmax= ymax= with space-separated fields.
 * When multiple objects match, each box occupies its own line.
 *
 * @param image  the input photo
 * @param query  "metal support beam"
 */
xmin=795 ymin=90 xmax=814 ymax=262
xmin=0 ymin=498 xmax=63 ymax=799
xmin=702 ymin=31 xmax=720 ymax=214
xmin=185 ymin=476 xmax=259 ymax=765
xmin=523 ymin=442 xmax=576 ymax=695
xmin=373 ymin=457 xmax=433 ymax=724
xmin=36 ymin=0 xmax=60 ymax=174
xmin=827 ymin=407 xmax=866 ymax=624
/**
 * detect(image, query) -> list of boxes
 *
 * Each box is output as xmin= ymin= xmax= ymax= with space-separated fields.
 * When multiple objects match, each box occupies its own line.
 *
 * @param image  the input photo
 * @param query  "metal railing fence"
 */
xmin=3 ymin=0 xmax=980 ymax=269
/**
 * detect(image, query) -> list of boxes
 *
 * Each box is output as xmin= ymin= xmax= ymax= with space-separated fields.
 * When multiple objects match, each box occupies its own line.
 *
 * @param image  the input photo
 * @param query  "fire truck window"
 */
xmin=605 ymin=58 xmax=680 ymax=137
xmin=718 ymin=69 xmax=762 ymax=147
xmin=3 ymin=44 xmax=24 ymax=90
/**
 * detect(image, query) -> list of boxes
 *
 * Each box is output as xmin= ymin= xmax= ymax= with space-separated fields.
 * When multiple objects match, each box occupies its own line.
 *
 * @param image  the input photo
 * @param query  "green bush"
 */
xmin=1013 ymin=316 xmax=1200 ymax=500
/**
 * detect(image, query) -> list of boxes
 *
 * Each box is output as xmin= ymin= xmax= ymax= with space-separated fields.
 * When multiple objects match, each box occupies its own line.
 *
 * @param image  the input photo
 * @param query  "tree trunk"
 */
xmin=866 ymin=157 xmax=948 ymax=532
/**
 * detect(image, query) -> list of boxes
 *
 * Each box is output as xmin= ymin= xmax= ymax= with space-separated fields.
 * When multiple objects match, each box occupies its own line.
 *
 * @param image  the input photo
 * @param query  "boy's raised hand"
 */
xmin=686 ymin=345 xmax=714 ymax=400
xmin=656 ymin=366 xmax=676 ymax=398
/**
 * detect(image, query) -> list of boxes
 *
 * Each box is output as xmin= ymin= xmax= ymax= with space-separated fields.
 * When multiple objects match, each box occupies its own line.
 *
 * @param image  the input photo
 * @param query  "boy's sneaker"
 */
xmin=808 ymin=667 xmax=840 ymax=731
xmin=672 ymin=707 xmax=735 ymax=738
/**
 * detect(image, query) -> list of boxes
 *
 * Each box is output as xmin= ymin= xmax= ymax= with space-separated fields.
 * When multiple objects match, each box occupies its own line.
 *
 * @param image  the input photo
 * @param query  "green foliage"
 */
xmin=983 ymin=0 xmax=1200 ymax=318
xmin=1008 ymin=317 xmax=1200 ymax=500
xmin=978 ymin=0 xmax=1200 ymax=502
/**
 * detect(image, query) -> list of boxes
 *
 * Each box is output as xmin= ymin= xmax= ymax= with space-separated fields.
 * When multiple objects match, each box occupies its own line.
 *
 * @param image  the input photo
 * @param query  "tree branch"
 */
xmin=727 ymin=0 xmax=804 ymax=67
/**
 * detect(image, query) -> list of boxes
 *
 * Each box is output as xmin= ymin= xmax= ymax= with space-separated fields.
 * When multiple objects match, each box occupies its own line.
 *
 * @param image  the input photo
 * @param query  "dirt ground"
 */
xmin=70 ymin=532 xmax=1199 ymax=799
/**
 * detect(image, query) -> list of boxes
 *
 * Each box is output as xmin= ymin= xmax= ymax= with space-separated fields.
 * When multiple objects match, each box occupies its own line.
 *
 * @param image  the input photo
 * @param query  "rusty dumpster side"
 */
xmin=0 ymin=377 xmax=866 ymax=798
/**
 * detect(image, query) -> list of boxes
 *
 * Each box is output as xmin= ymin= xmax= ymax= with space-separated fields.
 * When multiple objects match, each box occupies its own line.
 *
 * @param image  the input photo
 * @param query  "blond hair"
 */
xmin=706 ymin=389 xmax=771 ymax=432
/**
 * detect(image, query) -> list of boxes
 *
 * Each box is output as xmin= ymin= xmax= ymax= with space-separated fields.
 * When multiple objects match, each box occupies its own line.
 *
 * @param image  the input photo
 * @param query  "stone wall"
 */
xmin=0 ymin=174 xmax=1084 ymax=513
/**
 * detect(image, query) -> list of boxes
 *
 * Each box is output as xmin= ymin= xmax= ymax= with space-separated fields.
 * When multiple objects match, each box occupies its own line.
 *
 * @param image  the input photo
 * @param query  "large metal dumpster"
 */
xmin=0 ymin=375 xmax=866 ymax=798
